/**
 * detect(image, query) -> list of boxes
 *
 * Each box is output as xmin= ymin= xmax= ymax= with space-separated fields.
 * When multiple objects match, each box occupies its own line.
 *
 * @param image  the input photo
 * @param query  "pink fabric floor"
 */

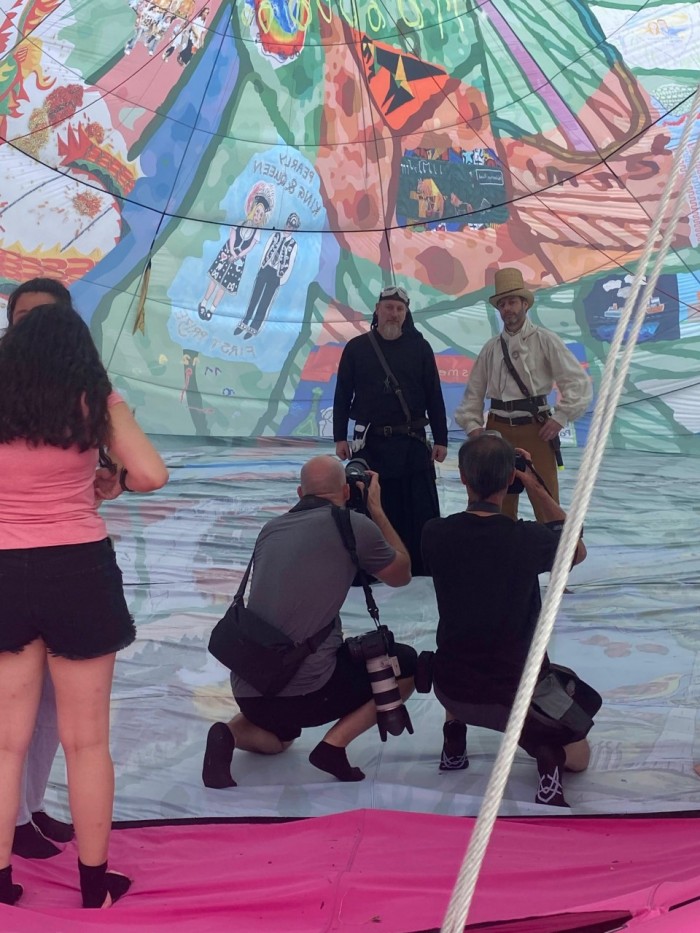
xmin=3 ymin=810 xmax=700 ymax=932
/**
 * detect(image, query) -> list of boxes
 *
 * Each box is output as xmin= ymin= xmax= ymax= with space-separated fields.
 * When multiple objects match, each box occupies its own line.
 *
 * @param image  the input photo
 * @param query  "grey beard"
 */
xmin=377 ymin=322 xmax=402 ymax=340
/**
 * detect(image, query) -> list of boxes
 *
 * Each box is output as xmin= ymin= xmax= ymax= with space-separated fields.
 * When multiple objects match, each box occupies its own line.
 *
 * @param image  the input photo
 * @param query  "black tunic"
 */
xmin=333 ymin=328 xmax=448 ymax=575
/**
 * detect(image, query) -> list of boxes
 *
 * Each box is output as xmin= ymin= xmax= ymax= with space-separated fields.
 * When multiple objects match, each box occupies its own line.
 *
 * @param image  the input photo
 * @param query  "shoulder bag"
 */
xmin=208 ymin=505 xmax=356 ymax=696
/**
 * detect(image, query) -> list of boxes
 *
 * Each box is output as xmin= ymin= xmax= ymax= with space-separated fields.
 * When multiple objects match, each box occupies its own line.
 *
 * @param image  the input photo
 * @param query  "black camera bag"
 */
xmin=208 ymin=500 xmax=355 ymax=696
xmin=208 ymin=595 xmax=334 ymax=697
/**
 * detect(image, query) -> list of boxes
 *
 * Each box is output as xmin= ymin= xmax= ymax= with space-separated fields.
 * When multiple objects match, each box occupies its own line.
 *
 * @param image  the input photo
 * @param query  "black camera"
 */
xmin=507 ymin=452 xmax=529 ymax=495
xmin=345 ymin=625 xmax=414 ymax=742
xmin=345 ymin=457 xmax=372 ymax=513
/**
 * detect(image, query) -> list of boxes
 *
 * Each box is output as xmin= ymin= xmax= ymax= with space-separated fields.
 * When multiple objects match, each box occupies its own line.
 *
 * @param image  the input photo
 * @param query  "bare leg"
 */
xmin=202 ymin=714 xmax=292 ymax=789
xmin=23 ymin=667 xmax=61 ymax=815
xmin=209 ymin=285 xmax=225 ymax=312
xmin=310 ymin=678 xmax=415 ymax=782
xmin=564 ymin=739 xmax=590 ymax=772
xmin=0 ymin=639 xmax=45 ymax=868
xmin=201 ymin=279 xmax=217 ymax=304
xmin=228 ymin=715 xmax=293 ymax=754
xmin=48 ymin=652 xmax=116 ymax=867
xmin=323 ymin=676 xmax=414 ymax=748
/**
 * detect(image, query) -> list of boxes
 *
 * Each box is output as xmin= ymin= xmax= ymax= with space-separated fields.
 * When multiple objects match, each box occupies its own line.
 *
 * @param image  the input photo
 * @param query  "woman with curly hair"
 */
xmin=0 ymin=302 xmax=168 ymax=908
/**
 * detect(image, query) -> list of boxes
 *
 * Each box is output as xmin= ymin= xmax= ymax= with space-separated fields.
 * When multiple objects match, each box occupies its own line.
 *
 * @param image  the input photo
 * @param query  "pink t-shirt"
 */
xmin=0 ymin=392 xmax=125 ymax=549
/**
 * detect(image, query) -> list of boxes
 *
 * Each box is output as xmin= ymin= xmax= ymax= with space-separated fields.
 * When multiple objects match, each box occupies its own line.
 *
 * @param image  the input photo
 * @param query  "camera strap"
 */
xmin=234 ymin=495 xmax=336 ymax=603
xmin=367 ymin=330 xmax=432 ymax=452
xmin=466 ymin=501 xmax=501 ymax=514
xmin=498 ymin=335 xmax=545 ymax=422
xmin=230 ymin=497 xmax=341 ymax=651
xmin=331 ymin=506 xmax=381 ymax=627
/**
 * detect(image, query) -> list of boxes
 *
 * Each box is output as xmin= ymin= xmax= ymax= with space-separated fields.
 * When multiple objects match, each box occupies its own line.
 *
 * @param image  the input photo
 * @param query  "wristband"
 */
xmin=119 ymin=467 xmax=133 ymax=493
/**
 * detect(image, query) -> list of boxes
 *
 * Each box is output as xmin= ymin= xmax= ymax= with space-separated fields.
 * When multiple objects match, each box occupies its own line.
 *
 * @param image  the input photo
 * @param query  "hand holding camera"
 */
xmin=345 ymin=458 xmax=383 ymax=516
xmin=507 ymin=447 xmax=532 ymax=495
xmin=509 ymin=447 xmax=553 ymax=498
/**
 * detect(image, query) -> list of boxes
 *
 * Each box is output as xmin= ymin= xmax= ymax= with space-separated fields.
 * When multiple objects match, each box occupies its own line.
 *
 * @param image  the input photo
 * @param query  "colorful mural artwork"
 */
xmin=0 ymin=0 xmax=698 ymax=448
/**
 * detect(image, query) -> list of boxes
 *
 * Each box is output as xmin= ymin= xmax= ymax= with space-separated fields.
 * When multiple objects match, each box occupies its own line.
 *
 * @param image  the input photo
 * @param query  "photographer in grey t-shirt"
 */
xmin=203 ymin=455 xmax=416 ymax=787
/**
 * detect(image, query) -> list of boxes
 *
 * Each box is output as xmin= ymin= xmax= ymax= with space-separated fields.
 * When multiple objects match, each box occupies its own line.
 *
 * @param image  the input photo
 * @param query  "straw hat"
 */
xmin=488 ymin=268 xmax=535 ymax=309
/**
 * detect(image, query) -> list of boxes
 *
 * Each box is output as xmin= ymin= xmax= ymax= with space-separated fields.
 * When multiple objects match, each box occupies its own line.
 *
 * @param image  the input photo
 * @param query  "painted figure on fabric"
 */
xmin=333 ymin=285 xmax=448 ymax=575
xmin=197 ymin=182 xmax=274 ymax=322
xmin=234 ymin=211 xmax=300 ymax=339
xmin=124 ymin=2 xmax=164 ymax=55
xmin=177 ymin=5 xmax=209 ymax=66
xmin=454 ymin=268 xmax=592 ymax=521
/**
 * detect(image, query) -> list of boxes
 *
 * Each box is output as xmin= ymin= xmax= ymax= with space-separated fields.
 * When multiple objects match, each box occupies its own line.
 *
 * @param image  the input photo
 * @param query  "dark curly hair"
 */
xmin=7 ymin=277 xmax=71 ymax=326
xmin=0 ymin=302 xmax=112 ymax=450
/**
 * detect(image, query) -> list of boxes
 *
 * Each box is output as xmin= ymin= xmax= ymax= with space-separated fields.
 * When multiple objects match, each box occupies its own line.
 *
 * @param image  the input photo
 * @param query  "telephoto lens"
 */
xmin=346 ymin=627 xmax=414 ymax=742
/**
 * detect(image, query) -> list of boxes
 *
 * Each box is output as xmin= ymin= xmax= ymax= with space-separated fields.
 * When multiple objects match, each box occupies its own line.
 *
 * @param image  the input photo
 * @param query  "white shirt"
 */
xmin=454 ymin=317 xmax=592 ymax=433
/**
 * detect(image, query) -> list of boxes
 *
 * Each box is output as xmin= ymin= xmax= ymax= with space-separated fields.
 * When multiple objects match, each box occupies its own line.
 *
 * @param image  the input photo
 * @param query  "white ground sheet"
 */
xmin=43 ymin=442 xmax=700 ymax=820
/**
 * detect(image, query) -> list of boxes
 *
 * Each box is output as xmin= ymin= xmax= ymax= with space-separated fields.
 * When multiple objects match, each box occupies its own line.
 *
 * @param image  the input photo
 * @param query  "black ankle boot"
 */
xmin=440 ymin=720 xmax=469 ymax=771
xmin=535 ymin=745 xmax=568 ymax=807
xmin=12 ymin=821 xmax=60 ymax=859
xmin=32 ymin=810 xmax=74 ymax=843
xmin=0 ymin=865 xmax=23 ymax=905
xmin=79 ymin=859 xmax=132 ymax=908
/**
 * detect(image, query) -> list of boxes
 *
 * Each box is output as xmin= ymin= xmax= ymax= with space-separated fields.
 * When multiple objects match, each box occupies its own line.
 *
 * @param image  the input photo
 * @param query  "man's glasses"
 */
xmin=379 ymin=285 xmax=409 ymax=304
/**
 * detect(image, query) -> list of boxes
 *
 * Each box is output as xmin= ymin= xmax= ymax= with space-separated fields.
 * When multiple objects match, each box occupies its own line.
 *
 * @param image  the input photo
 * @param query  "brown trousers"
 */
xmin=485 ymin=412 xmax=559 ymax=521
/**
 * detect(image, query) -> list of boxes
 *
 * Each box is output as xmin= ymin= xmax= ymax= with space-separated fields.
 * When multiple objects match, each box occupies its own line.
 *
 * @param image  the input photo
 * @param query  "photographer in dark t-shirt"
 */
xmin=421 ymin=433 xmax=599 ymax=807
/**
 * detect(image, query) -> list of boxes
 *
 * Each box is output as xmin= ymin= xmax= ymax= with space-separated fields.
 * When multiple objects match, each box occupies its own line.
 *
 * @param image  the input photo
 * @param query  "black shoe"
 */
xmin=535 ymin=746 xmax=568 ymax=806
xmin=0 ymin=865 xmax=22 ymax=905
xmin=79 ymin=860 xmax=131 ymax=908
xmin=32 ymin=810 xmax=74 ymax=843
xmin=439 ymin=720 xmax=469 ymax=771
xmin=202 ymin=722 xmax=237 ymax=788
xmin=234 ymin=325 xmax=244 ymax=336
xmin=12 ymin=821 xmax=61 ymax=859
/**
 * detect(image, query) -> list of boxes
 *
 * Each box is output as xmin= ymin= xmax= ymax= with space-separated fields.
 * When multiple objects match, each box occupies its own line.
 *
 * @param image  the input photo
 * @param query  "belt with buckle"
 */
xmin=370 ymin=419 xmax=428 ymax=437
xmin=489 ymin=395 xmax=548 ymax=412
xmin=490 ymin=413 xmax=536 ymax=426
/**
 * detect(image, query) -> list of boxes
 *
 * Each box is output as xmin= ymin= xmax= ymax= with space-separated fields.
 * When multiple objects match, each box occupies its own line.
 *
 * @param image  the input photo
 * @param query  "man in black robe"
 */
xmin=333 ymin=285 xmax=448 ymax=575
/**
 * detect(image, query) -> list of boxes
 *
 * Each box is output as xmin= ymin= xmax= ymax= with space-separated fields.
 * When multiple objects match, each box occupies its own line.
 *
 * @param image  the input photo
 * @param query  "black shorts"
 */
xmin=236 ymin=642 xmax=417 ymax=742
xmin=434 ymin=674 xmax=598 ymax=758
xmin=0 ymin=538 xmax=136 ymax=660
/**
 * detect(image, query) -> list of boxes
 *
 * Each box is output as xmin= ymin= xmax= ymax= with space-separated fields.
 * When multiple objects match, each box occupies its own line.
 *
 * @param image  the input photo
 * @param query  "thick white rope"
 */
xmin=441 ymin=83 xmax=700 ymax=933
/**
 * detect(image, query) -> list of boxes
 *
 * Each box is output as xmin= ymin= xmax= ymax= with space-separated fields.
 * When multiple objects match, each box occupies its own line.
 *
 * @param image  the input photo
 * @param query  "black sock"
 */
xmin=79 ymin=860 xmax=132 ymax=908
xmin=440 ymin=720 xmax=469 ymax=771
xmin=535 ymin=746 xmax=568 ymax=807
xmin=0 ymin=865 xmax=23 ymax=905
xmin=32 ymin=810 xmax=74 ymax=843
xmin=12 ymin=821 xmax=61 ymax=859
xmin=309 ymin=741 xmax=365 ymax=782
xmin=202 ymin=722 xmax=237 ymax=788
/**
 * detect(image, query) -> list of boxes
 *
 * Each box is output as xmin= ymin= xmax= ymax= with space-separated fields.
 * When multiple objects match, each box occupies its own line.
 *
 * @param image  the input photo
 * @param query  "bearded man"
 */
xmin=333 ymin=285 xmax=448 ymax=575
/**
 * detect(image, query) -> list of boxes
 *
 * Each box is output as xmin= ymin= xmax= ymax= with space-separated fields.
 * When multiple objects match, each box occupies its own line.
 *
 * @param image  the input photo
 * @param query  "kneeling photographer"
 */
xmin=203 ymin=455 xmax=416 ymax=788
xmin=421 ymin=433 xmax=601 ymax=807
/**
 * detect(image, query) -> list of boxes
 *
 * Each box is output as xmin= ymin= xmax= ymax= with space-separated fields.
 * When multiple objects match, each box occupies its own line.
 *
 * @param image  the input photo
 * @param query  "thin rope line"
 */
xmin=440 ymin=80 xmax=700 ymax=933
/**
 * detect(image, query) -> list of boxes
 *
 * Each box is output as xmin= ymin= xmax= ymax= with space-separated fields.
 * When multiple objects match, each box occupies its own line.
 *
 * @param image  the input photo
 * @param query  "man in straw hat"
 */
xmin=454 ymin=268 xmax=591 ymax=521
